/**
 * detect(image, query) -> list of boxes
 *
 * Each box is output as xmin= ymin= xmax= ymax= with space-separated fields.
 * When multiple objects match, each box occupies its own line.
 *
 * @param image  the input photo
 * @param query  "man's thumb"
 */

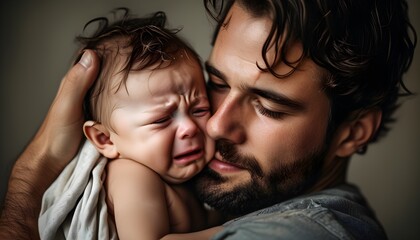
xmin=59 ymin=49 xmax=99 ymax=103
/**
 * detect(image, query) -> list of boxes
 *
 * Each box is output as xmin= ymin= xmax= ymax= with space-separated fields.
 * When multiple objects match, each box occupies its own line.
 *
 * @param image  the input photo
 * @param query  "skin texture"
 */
xmin=83 ymin=53 xmax=215 ymax=239
xmin=0 ymin=3 xmax=383 ymax=240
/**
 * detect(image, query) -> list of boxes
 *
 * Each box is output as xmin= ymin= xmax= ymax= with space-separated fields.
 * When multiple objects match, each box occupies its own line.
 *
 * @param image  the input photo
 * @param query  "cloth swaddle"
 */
xmin=39 ymin=140 xmax=118 ymax=239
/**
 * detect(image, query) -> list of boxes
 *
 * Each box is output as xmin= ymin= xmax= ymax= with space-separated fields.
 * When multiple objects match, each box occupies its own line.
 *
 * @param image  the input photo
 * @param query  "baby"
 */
xmin=80 ymin=9 xmax=214 ymax=239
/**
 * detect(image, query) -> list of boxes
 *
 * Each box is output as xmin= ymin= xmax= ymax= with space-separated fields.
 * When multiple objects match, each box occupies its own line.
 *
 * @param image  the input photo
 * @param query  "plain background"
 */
xmin=0 ymin=1 xmax=418 ymax=239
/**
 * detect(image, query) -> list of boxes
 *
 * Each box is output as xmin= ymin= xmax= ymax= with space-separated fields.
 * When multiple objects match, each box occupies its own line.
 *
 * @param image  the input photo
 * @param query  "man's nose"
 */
xmin=207 ymin=92 xmax=246 ymax=143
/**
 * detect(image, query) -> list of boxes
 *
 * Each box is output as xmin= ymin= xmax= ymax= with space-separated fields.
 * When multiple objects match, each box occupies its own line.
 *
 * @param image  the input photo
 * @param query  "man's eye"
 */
xmin=207 ymin=79 xmax=229 ymax=91
xmin=255 ymin=104 xmax=285 ymax=119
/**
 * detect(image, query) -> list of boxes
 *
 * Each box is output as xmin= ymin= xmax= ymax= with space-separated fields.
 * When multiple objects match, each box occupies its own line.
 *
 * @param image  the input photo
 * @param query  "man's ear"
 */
xmin=334 ymin=109 xmax=382 ymax=157
xmin=83 ymin=120 xmax=119 ymax=159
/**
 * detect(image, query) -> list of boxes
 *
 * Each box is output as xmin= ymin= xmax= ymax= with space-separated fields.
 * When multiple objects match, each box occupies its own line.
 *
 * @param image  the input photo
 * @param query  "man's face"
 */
xmin=194 ymin=3 xmax=332 ymax=215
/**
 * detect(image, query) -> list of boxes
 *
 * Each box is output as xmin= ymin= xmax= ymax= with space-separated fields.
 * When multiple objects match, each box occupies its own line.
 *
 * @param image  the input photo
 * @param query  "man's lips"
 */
xmin=173 ymin=148 xmax=203 ymax=165
xmin=208 ymin=152 xmax=245 ymax=173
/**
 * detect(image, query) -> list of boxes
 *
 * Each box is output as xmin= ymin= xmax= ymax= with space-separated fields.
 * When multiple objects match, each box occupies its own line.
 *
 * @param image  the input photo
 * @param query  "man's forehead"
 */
xmin=216 ymin=2 xmax=325 ymax=82
xmin=215 ymin=5 xmax=270 ymax=60
xmin=213 ymin=4 xmax=309 ymax=78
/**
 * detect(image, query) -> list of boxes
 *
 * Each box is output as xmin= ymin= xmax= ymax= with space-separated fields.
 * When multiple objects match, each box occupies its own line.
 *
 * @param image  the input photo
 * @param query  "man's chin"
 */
xmin=193 ymin=167 xmax=269 ymax=215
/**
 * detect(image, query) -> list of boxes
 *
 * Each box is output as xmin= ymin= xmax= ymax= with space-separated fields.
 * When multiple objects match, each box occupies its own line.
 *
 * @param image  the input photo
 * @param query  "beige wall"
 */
xmin=1 ymin=1 xmax=419 ymax=239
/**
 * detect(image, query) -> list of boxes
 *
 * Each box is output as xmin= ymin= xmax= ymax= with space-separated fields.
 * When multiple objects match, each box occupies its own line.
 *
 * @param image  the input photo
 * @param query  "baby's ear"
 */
xmin=334 ymin=109 xmax=382 ymax=157
xmin=83 ymin=120 xmax=119 ymax=159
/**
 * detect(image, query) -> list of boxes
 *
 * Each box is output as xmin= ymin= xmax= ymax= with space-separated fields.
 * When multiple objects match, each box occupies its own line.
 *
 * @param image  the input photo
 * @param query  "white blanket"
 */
xmin=39 ymin=140 xmax=118 ymax=240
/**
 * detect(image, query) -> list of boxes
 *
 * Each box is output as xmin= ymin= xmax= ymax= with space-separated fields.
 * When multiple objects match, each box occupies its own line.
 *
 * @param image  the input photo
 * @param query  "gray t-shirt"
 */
xmin=212 ymin=184 xmax=386 ymax=240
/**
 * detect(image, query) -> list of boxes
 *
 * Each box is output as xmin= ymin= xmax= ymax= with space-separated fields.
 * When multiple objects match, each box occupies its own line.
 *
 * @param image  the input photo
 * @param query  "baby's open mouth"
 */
xmin=174 ymin=149 xmax=202 ymax=160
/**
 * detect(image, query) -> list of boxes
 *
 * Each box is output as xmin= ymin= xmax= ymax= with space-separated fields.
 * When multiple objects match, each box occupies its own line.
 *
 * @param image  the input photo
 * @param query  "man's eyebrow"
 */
xmin=205 ymin=62 xmax=226 ymax=80
xmin=250 ymin=88 xmax=305 ymax=110
xmin=205 ymin=61 xmax=304 ymax=110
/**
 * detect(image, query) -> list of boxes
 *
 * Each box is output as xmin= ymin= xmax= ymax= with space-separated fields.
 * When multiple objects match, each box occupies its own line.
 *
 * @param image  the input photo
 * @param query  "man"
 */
xmin=0 ymin=0 xmax=416 ymax=239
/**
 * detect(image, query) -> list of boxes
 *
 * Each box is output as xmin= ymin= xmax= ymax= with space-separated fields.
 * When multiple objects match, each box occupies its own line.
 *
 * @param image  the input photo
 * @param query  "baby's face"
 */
xmin=108 ymin=58 xmax=214 ymax=183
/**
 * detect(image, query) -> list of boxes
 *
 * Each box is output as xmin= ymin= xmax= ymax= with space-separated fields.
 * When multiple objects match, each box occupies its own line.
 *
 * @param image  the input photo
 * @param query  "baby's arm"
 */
xmin=161 ymin=226 xmax=224 ymax=240
xmin=106 ymin=159 xmax=170 ymax=240
xmin=171 ymin=184 xmax=224 ymax=231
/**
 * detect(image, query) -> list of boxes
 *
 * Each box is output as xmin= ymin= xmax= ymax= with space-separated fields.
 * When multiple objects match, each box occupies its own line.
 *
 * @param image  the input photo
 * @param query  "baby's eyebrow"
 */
xmin=190 ymin=95 xmax=210 ymax=106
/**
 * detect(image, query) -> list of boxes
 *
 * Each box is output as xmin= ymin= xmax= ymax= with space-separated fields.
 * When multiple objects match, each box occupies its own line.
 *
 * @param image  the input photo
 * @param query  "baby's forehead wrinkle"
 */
xmin=177 ymin=82 xmax=189 ymax=95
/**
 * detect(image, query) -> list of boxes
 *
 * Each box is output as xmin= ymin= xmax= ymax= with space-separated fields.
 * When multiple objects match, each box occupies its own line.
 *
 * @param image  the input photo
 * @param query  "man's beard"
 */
xmin=192 ymin=139 xmax=328 ymax=216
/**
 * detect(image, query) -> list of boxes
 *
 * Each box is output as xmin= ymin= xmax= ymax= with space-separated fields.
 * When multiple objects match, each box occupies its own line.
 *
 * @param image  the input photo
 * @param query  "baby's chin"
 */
xmin=164 ymin=159 xmax=207 ymax=184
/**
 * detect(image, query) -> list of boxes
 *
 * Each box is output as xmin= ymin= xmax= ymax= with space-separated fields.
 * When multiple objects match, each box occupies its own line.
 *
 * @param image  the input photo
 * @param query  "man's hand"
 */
xmin=37 ymin=50 xmax=100 ymax=167
xmin=0 ymin=50 xmax=99 ymax=239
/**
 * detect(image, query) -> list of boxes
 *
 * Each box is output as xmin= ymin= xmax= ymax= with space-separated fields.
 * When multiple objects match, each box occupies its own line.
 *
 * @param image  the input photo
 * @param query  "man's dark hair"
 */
xmin=204 ymin=0 xmax=417 ymax=150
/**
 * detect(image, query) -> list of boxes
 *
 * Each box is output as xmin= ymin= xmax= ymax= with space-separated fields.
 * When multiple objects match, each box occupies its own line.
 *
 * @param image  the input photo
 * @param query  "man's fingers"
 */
xmin=57 ymin=49 xmax=99 ymax=106
xmin=50 ymin=49 xmax=99 ymax=126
